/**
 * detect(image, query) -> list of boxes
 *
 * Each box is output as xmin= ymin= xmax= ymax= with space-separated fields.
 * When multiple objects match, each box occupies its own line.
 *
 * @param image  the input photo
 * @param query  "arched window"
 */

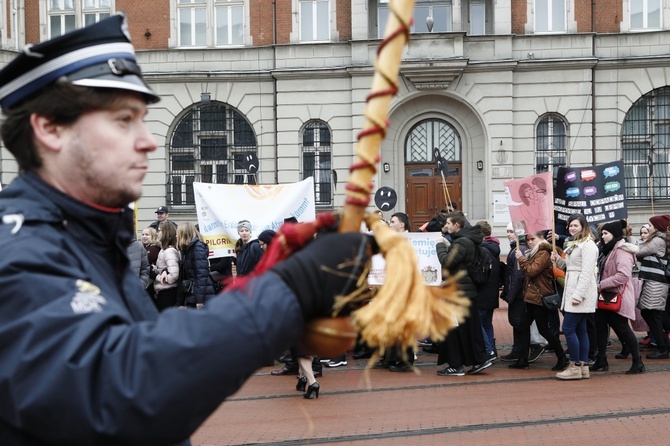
xmin=535 ymin=114 xmax=567 ymax=174
xmin=301 ymin=120 xmax=332 ymax=206
xmin=167 ymin=102 xmax=257 ymax=207
xmin=622 ymin=87 xmax=670 ymax=201
xmin=405 ymin=118 xmax=461 ymax=163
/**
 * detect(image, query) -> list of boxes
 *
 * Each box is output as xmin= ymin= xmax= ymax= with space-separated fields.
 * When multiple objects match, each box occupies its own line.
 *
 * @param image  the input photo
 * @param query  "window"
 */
xmin=622 ymin=88 xmax=670 ymax=201
xmin=48 ymin=0 xmax=111 ymax=38
xmin=535 ymin=0 xmax=566 ymax=33
xmin=300 ymin=0 xmax=329 ymax=42
xmin=374 ymin=0 xmax=452 ymax=38
xmin=535 ymin=114 xmax=567 ymax=174
xmin=469 ymin=0 xmax=485 ymax=35
xmin=302 ymin=121 xmax=333 ymax=206
xmin=630 ymin=0 xmax=661 ymax=30
xmin=406 ymin=119 xmax=461 ymax=163
xmin=167 ymin=102 xmax=257 ymax=207
xmin=178 ymin=0 xmax=245 ymax=47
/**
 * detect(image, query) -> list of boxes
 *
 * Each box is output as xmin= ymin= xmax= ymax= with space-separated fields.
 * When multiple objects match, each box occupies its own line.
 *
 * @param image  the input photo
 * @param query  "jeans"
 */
xmin=478 ymin=308 xmax=495 ymax=355
xmin=562 ymin=312 xmax=590 ymax=363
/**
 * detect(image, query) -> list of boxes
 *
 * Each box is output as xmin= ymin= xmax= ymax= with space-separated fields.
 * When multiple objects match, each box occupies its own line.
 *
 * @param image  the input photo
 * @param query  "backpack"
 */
xmin=468 ymin=244 xmax=493 ymax=287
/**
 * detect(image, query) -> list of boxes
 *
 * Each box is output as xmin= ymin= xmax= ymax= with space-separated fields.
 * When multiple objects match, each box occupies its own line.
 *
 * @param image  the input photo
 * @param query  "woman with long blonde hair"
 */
xmin=177 ymin=222 xmax=216 ymax=309
xmin=153 ymin=221 xmax=180 ymax=311
xmin=552 ymin=213 xmax=599 ymax=380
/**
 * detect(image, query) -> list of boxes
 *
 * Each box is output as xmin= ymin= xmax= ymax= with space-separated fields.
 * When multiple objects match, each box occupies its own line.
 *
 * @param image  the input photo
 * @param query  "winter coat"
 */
xmin=598 ymin=239 xmax=639 ymax=320
xmin=177 ymin=237 xmax=216 ymax=306
xmin=436 ymin=225 xmax=484 ymax=300
xmin=0 ymin=172 xmax=304 ymax=445
xmin=476 ymin=236 xmax=501 ymax=310
xmin=555 ymin=237 xmax=598 ymax=313
xmin=153 ymin=246 xmax=180 ymax=293
xmin=127 ymin=240 xmax=150 ymax=288
xmin=500 ymin=241 xmax=527 ymax=304
xmin=235 ymin=239 xmax=264 ymax=276
xmin=636 ymin=232 xmax=669 ymax=310
xmin=517 ymin=241 xmax=555 ymax=307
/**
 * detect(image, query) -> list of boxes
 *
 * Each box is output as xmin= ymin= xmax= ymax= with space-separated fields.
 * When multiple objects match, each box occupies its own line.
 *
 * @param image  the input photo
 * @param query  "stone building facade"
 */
xmin=0 ymin=0 xmax=668 ymax=233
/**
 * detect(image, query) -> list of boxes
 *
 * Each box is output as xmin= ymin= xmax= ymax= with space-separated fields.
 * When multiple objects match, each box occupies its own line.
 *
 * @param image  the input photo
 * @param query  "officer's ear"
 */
xmin=30 ymin=113 xmax=64 ymax=154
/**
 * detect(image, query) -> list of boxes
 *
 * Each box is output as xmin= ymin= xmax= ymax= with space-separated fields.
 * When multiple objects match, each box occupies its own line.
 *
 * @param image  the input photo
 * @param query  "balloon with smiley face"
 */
xmin=244 ymin=153 xmax=259 ymax=173
xmin=374 ymin=187 xmax=398 ymax=211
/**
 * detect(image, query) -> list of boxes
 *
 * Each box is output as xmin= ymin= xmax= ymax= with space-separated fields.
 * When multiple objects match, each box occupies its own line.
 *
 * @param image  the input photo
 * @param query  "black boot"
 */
xmin=551 ymin=354 xmax=568 ymax=371
xmin=626 ymin=356 xmax=645 ymax=374
xmin=589 ymin=356 xmax=609 ymax=371
xmin=296 ymin=376 xmax=307 ymax=391
xmin=615 ymin=343 xmax=631 ymax=359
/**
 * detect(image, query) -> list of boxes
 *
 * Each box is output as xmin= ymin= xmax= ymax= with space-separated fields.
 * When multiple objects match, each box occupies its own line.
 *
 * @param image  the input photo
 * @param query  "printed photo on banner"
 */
xmin=368 ymin=232 xmax=443 ymax=286
xmin=554 ymin=161 xmax=627 ymax=227
xmin=503 ymin=171 xmax=554 ymax=235
xmin=193 ymin=178 xmax=316 ymax=258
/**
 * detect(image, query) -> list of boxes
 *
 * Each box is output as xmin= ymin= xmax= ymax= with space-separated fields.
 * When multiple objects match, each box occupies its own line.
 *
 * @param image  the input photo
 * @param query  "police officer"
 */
xmin=0 ymin=15 xmax=371 ymax=445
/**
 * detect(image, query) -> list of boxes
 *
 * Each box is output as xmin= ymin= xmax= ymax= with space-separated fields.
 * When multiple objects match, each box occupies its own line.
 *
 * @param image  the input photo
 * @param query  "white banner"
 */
xmin=368 ymin=232 xmax=443 ymax=286
xmin=194 ymin=178 xmax=316 ymax=258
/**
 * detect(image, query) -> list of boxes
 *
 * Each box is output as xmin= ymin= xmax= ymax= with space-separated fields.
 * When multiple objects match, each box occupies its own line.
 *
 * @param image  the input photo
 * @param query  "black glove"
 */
xmin=272 ymin=232 xmax=373 ymax=320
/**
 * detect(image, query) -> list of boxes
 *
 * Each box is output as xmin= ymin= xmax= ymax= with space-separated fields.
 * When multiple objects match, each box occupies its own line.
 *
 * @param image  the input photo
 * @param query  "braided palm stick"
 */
xmin=339 ymin=0 xmax=416 ymax=232
xmin=333 ymin=0 xmax=469 ymax=364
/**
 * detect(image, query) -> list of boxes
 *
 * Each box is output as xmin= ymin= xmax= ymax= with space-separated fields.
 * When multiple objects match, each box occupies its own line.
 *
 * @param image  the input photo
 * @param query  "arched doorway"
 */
xmin=404 ymin=119 xmax=462 ymax=231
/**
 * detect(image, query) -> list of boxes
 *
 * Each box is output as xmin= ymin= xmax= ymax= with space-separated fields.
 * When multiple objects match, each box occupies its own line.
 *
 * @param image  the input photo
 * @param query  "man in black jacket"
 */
xmin=435 ymin=212 xmax=492 ymax=376
xmin=474 ymin=221 xmax=502 ymax=361
xmin=0 ymin=15 xmax=371 ymax=446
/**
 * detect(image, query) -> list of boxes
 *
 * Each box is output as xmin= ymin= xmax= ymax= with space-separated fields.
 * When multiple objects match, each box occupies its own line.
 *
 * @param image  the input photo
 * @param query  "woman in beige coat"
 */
xmin=552 ymin=214 xmax=598 ymax=380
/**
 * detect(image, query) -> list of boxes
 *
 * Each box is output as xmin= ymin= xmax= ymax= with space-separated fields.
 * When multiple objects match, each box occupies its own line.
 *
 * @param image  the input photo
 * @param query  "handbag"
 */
xmin=541 ymin=293 xmax=562 ymax=311
xmin=598 ymin=282 xmax=627 ymax=312
xmin=530 ymin=280 xmax=562 ymax=311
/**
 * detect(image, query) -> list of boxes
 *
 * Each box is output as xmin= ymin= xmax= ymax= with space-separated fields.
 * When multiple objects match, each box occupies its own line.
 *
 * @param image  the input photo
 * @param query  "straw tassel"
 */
xmin=334 ymin=215 xmax=470 ymax=363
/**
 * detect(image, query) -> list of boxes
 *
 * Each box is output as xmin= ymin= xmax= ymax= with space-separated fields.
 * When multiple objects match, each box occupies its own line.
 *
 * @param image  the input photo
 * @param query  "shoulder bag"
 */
xmin=530 ymin=280 xmax=562 ymax=311
xmin=598 ymin=282 xmax=627 ymax=312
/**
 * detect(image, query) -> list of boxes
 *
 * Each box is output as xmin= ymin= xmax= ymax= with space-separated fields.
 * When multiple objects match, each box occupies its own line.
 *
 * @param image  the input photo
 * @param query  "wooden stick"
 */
xmin=339 ymin=0 xmax=416 ymax=233
xmin=440 ymin=170 xmax=453 ymax=210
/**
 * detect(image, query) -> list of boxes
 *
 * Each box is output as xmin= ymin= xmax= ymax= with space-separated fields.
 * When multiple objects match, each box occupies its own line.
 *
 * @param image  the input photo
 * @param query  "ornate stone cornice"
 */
xmin=400 ymin=59 xmax=469 ymax=90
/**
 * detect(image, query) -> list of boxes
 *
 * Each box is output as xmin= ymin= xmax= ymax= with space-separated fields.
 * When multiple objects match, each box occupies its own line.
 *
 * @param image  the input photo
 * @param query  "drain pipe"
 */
xmin=272 ymin=0 xmax=279 ymax=184
xmin=591 ymin=0 xmax=597 ymax=165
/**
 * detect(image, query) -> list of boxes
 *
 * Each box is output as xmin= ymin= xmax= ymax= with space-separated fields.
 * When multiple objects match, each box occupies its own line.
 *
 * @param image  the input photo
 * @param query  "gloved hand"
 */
xmin=272 ymin=232 xmax=374 ymax=320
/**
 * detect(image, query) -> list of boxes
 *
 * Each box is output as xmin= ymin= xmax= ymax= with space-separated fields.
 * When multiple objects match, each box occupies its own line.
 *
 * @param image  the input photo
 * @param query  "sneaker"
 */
xmin=639 ymin=336 xmax=651 ymax=346
xmin=389 ymin=364 xmax=413 ymax=372
xmin=556 ymin=361 xmax=583 ymax=380
xmin=528 ymin=345 xmax=546 ymax=363
xmin=325 ymin=360 xmax=347 ymax=367
xmin=319 ymin=358 xmax=331 ymax=363
xmin=485 ymin=353 xmax=498 ymax=363
xmin=437 ymin=365 xmax=465 ymax=376
xmin=500 ymin=352 xmax=520 ymax=362
xmin=467 ymin=360 xmax=493 ymax=375
xmin=417 ymin=337 xmax=432 ymax=347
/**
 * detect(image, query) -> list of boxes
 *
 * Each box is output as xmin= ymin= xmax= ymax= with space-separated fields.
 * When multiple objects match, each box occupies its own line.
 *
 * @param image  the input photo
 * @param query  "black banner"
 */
xmin=554 ymin=161 xmax=627 ymax=227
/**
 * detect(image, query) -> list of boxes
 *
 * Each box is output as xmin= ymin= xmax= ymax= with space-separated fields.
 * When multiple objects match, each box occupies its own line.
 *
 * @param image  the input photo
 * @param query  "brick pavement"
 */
xmin=191 ymin=304 xmax=670 ymax=446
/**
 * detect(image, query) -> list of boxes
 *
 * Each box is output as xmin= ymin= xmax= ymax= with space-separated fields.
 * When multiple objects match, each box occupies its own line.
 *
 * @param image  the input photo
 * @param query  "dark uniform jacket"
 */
xmin=0 ymin=173 xmax=303 ymax=446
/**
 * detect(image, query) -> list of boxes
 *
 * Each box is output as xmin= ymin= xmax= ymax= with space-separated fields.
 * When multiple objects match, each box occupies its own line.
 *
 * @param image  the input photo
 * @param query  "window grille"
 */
xmin=167 ymin=103 xmax=257 ymax=207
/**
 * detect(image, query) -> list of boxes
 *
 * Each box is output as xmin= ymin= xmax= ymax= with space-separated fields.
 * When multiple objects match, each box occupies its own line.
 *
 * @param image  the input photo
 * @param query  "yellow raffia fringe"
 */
xmin=335 ymin=214 xmax=470 ymax=365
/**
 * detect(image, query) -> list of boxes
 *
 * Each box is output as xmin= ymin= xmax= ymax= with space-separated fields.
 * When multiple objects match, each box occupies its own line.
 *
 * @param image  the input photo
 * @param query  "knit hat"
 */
xmin=601 ymin=219 xmax=624 ymax=239
xmin=650 ymin=214 xmax=670 ymax=232
xmin=237 ymin=220 xmax=252 ymax=233
xmin=506 ymin=222 xmax=514 ymax=231
xmin=258 ymin=229 xmax=276 ymax=244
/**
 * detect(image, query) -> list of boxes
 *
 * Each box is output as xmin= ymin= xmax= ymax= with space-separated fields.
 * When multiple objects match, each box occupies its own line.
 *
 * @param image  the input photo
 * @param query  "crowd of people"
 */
xmin=267 ymin=209 xmax=670 ymax=384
